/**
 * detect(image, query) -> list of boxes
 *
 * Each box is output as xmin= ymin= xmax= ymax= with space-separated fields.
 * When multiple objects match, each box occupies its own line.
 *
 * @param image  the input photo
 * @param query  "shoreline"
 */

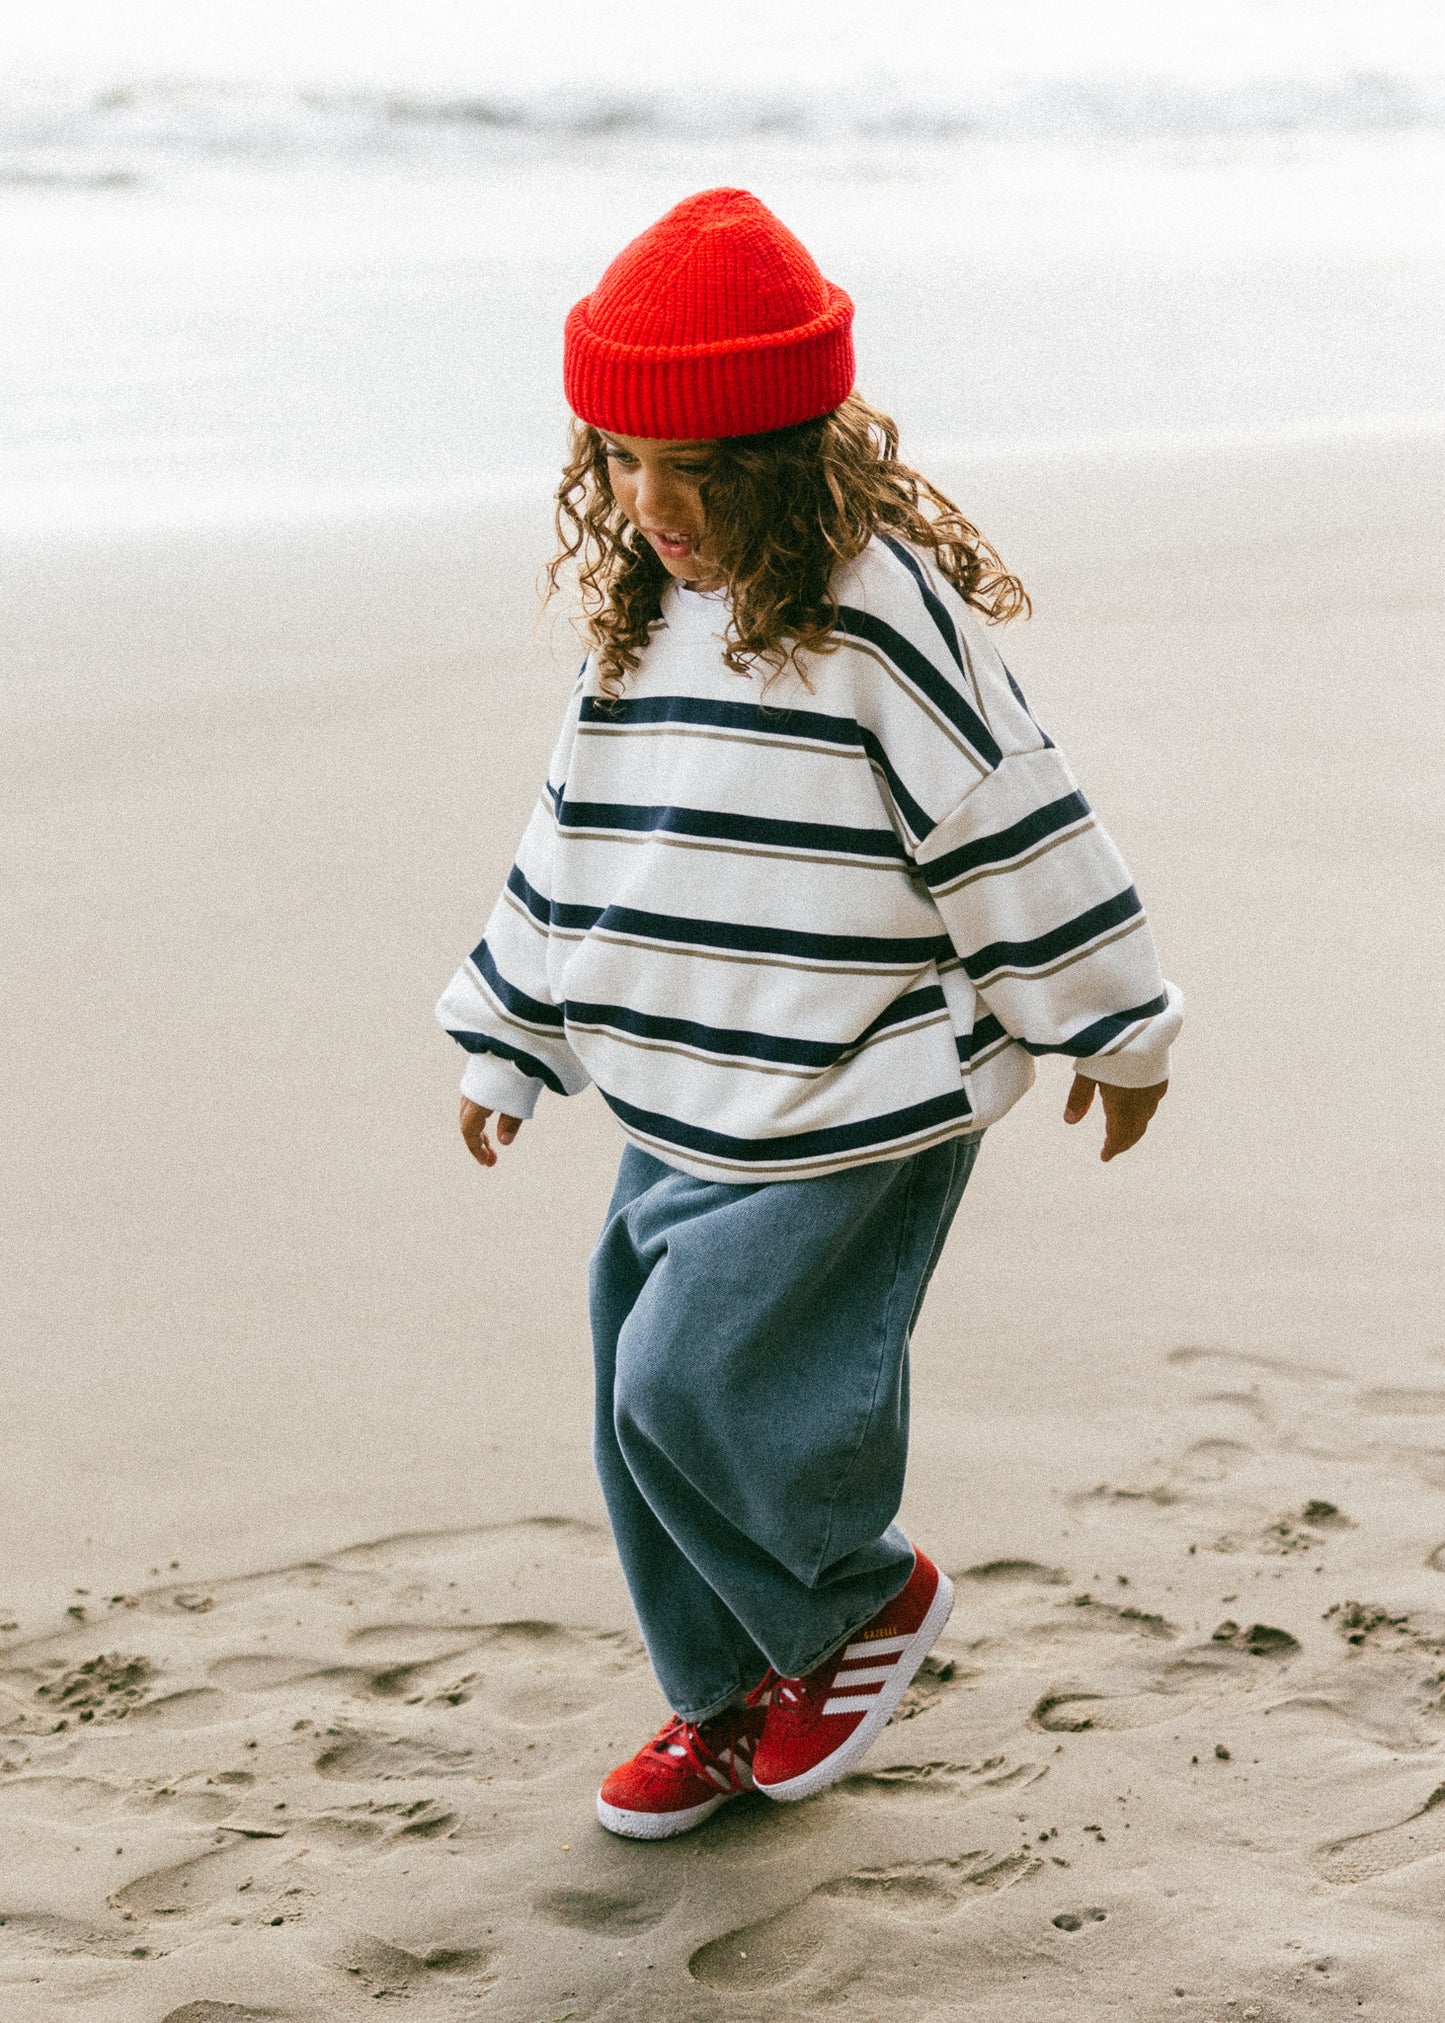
xmin=4 ymin=410 xmax=1445 ymax=545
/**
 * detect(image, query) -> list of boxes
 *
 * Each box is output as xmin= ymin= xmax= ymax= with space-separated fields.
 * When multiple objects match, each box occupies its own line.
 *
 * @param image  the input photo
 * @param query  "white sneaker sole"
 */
xmin=595 ymin=1787 xmax=742 ymax=1840
xmin=754 ymin=1569 xmax=955 ymax=1803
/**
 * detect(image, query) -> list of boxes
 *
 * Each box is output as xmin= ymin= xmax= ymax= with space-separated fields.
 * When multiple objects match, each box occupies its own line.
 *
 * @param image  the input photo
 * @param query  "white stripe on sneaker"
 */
xmin=757 ymin=1564 xmax=956 ymax=1804
xmin=828 ymin=1664 xmax=896 ymax=1688
xmin=841 ymin=1633 xmax=912 ymax=1658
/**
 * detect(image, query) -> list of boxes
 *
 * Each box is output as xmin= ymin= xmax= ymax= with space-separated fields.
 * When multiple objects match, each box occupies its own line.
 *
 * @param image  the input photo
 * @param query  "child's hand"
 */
xmin=1063 ymin=1074 xmax=1167 ymax=1162
xmin=459 ymin=1098 xmax=524 ymax=1169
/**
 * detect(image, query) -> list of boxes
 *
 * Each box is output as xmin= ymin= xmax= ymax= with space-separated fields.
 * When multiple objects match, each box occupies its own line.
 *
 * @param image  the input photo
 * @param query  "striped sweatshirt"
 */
xmin=437 ymin=534 xmax=1181 ymax=1183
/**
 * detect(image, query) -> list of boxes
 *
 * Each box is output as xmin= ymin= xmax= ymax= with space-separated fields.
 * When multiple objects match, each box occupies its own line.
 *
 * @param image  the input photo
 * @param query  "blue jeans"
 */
xmin=588 ymin=1132 xmax=982 ymax=1722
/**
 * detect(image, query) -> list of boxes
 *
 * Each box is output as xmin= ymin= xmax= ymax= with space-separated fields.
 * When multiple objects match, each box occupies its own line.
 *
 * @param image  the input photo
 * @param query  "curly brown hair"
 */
xmin=544 ymin=392 xmax=1030 ymax=696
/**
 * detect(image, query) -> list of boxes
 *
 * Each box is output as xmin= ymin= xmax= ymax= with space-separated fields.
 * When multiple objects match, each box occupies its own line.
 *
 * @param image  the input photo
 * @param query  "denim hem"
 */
xmin=672 ymin=1678 xmax=752 ymax=1726
xmin=775 ymin=1548 xmax=917 ymax=1683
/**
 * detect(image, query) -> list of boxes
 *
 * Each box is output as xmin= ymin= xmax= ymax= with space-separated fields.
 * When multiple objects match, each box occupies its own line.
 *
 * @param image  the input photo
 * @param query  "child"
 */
xmin=437 ymin=188 xmax=1179 ymax=1840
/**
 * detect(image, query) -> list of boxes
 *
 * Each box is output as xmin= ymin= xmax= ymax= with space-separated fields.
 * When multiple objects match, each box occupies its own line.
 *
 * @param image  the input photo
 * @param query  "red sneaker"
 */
xmin=596 ymin=1703 xmax=765 ymax=1840
xmin=750 ymin=1547 xmax=954 ymax=1802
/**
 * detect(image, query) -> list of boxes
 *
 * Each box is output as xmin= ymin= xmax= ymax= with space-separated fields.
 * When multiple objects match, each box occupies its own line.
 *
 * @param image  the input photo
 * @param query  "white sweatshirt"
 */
xmin=437 ymin=534 xmax=1181 ymax=1183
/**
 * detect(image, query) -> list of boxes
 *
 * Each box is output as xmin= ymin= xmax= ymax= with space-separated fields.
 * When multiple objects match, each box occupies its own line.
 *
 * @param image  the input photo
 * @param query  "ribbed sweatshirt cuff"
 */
xmin=1079 ymin=1044 xmax=1173 ymax=1090
xmin=459 ymin=1051 xmax=544 ymax=1120
xmin=1076 ymin=980 xmax=1183 ymax=1089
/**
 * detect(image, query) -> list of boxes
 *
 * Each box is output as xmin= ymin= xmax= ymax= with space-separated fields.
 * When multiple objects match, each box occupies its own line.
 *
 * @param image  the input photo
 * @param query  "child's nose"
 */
xmin=636 ymin=467 xmax=689 ymax=526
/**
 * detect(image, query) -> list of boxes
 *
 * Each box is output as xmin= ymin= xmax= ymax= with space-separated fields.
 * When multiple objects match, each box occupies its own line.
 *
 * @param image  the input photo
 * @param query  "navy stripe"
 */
xmin=506 ymin=862 xmax=553 ymax=927
xmin=879 ymin=534 xmax=966 ymax=675
xmin=445 ymin=1030 xmax=568 ymax=1096
xmin=921 ymin=791 xmax=1091 ymax=889
xmin=834 ymin=605 xmax=1003 ymax=768
xmin=559 ymin=799 xmax=908 ymax=863
xmin=856 ymin=731 xmax=936 ymax=843
xmin=601 ymin=1083 xmax=975 ymax=1166
xmin=565 ymin=984 xmax=947 ymax=1071
xmin=546 ymin=898 xmax=954 ymax=970
xmin=1017 ymin=993 xmax=1170 ymax=1061
xmin=544 ymin=778 xmax=563 ymax=816
xmin=468 ymin=938 xmax=565 ymax=1030
xmin=578 ymin=693 xmax=936 ymax=842
xmin=581 ymin=693 xmax=863 ymax=742
xmin=956 ymin=1010 xmax=1009 ymax=1065
xmin=964 ymin=886 xmax=1143 ymax=982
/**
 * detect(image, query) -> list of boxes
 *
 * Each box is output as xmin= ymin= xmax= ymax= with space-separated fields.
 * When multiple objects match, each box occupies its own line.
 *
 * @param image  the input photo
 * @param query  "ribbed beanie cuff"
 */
xmin=563 ymin=188 xmax=855 ymax=440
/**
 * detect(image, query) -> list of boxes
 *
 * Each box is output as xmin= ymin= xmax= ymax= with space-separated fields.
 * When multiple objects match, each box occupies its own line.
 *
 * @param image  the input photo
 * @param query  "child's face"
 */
xmin=601 ymin=434 xmax=724 ymax=589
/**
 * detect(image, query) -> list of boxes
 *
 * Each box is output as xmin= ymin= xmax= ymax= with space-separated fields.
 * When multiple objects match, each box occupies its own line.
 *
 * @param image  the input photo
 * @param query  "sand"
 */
xmin=3 ymin=431 xmax=1444 ymax=2020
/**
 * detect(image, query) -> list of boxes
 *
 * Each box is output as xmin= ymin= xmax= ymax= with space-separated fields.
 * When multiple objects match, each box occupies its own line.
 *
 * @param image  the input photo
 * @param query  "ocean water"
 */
xmin=2 ymin=0 xmax=1443 ymax=530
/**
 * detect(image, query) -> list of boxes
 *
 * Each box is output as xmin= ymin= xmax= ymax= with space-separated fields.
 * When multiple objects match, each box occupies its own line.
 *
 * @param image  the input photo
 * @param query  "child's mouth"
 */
xmin=645 ymin=530 xmax=697 ymax=561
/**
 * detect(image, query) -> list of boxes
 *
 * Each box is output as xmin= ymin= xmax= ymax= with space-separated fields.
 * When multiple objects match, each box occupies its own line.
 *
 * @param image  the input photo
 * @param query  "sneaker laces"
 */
xmin=646 ymin=1710 xmax=755 ymax=1793
xmin=745 ymin=1666 xmax=815 ymax=1714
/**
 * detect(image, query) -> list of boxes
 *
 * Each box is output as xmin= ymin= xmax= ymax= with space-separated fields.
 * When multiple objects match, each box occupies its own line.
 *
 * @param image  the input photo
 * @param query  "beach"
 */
xmin=5 ymin=0 xmax=1445 ymax=2004
xmin=4 ymin=423 xmax=1445 ymax=2017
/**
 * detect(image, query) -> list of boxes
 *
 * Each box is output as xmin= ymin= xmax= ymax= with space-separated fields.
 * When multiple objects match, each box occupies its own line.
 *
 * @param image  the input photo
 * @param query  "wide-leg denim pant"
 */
xmin=588 ymin=1131 xmax=982 ymax=1722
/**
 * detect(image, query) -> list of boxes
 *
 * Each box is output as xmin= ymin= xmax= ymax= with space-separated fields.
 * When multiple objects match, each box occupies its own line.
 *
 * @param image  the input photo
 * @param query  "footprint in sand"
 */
xmin=1032 ymin=1690 xmax=1172 ymax=1734
xmin=1173 ymin=1438 xmax=1257 ymax=1484
xmin=1070 ymin=1437 xmax=1255 ymax=1509
xmin=201 ymin=1620 xmax=638 ymax=1712
xmin=985 ymin=1594 xmax=1180 ymax=1660
xmin=110 ymin=1833 xmax=288 ymax=1919
xmin=1213 ymin=1502 xmax=1354 ymax=1558
xmin=123 ymin=1688 xmax=233 ymax=1729
xmin=207 ymin=1642 xmax=482 ymax=1704
xmin=535 ymin=1875 xmax=685 ymax=1935
xmin=314 ymin=1718 xmax=587 ymax=1787
xmin=838 ymin=1755 xmax=1049 ymax=1801
xmin=954 ymin=1560 xmax=1070 ymax=1588
xmin=688 ymin=1850 xmax=1041 ymax=1990
xmin=0 ymin=1908 xmax=148 ymax=1960
xmin=161 ymin=2007 xmax=286 ymax=2022
xmin=110 ymin=1799 xmax=467 ymax=1930
xmin=1312 ymin=1783 xmax=1445 ymax=1884
xmin=324 ymin=1932 xmax=495 ymax=1998
xmin=0 ymin=1771 xmax=247 ymax=1833
xmin=1030 ymin=1621 xmax=1301 ymax=1733
xmin=313 ymin=1731 xmax=476 ymax=1781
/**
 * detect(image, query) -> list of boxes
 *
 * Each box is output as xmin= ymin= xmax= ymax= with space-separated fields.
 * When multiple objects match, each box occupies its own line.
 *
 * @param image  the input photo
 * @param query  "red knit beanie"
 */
xmin=563 ymin=188 xmax=855 ymax=441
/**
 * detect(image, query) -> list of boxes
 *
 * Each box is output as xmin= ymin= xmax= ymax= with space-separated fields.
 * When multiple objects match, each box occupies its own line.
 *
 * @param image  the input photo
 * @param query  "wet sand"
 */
xmin=3 ymin=431 xmax=1444 ymax=2019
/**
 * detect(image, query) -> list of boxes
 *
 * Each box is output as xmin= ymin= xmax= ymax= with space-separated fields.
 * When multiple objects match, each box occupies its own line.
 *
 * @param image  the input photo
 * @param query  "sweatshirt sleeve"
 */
xmin=915 ymin=740 xmax=1183 ymax=1089
xmin=434 ymin=688 xmax=591 ymax=1119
